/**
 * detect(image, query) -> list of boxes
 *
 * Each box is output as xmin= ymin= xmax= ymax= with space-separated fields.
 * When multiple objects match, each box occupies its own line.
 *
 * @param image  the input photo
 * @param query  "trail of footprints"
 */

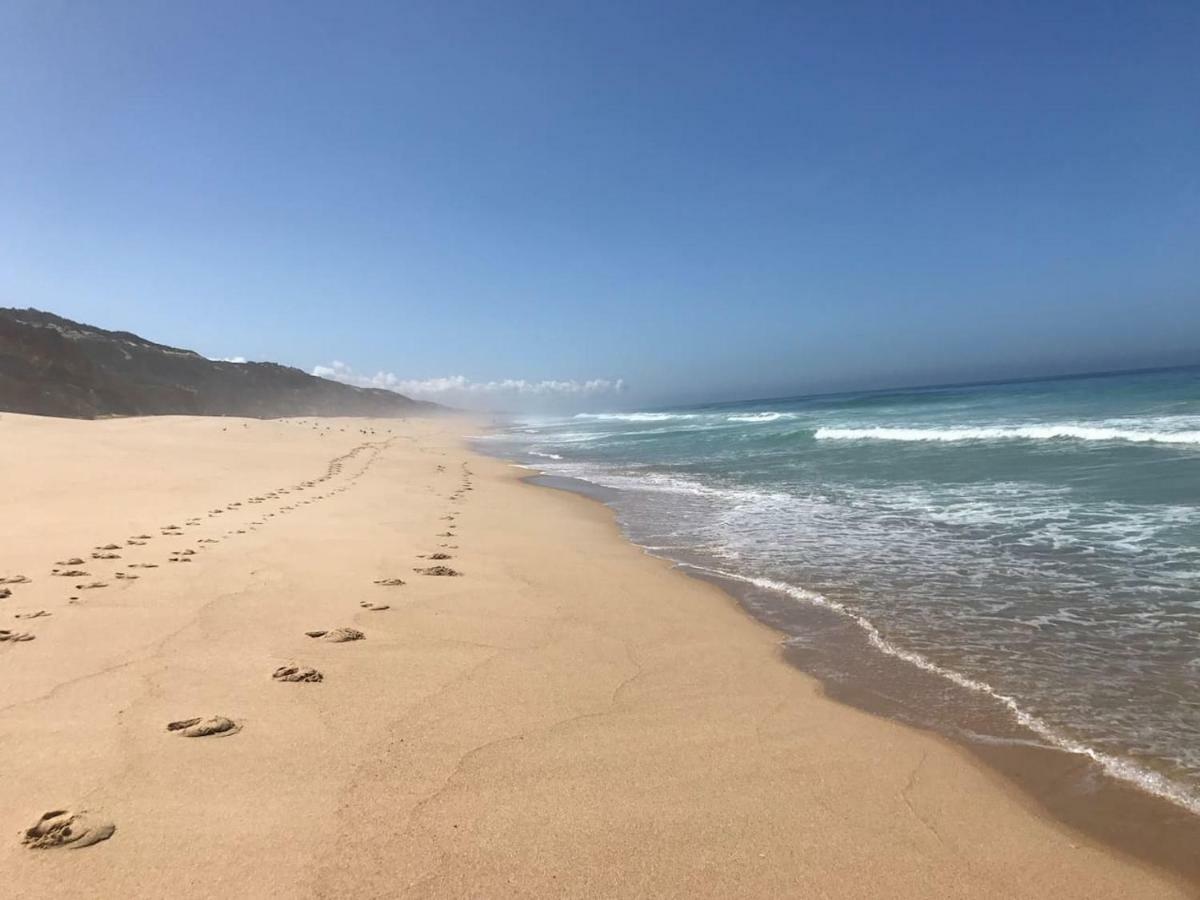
xmin=5 ymin=440 xmax=390 ymax=622
xmin=14 ymin=445 xmax=478 ymax=849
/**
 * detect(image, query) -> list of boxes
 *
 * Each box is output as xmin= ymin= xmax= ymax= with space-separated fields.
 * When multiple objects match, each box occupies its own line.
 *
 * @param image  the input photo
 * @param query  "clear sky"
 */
xmin=2 ymin=1 xmax=1198 ymax=411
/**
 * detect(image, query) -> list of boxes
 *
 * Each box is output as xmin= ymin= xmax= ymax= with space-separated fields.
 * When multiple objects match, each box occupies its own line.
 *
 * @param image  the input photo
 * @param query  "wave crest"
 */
xmin=726 ymin=412 xmax=792 ymax=423
xmin=815 ymin=425 xmax=1200 ymax=445
xmin=574 ymin=412 xmax=698 ymax=422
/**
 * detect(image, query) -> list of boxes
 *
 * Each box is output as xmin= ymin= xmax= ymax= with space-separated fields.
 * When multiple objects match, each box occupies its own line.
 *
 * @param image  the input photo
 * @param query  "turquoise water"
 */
xmin=482 ymin=367 xmax=1200 ymax=815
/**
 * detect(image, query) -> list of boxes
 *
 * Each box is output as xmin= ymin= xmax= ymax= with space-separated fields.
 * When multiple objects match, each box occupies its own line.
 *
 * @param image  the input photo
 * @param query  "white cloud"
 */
xmin=311 ymin=361 xmax=626 ymax=410
xmin=209 ymin=355 xmax=248 ymax=363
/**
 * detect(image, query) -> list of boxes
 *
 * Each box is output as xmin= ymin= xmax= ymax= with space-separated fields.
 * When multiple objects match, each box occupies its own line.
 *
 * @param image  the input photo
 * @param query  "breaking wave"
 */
xmin=815 ymin=424 xmax=1200 ymax=445
xmin=574 ymin=412 xmax=699 ymax=422
xmin=726 ymin=412 xmax=793 ymax=423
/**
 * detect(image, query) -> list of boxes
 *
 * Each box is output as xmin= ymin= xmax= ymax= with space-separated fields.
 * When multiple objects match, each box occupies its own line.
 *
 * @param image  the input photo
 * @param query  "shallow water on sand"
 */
xmin=481 ymin=367 xmax=1200 ymax=820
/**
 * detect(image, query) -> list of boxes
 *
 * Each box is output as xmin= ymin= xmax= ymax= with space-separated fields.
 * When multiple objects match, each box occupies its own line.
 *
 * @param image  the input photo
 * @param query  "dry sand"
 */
xmin=0 ymin=412 xmax=1189 ymax=897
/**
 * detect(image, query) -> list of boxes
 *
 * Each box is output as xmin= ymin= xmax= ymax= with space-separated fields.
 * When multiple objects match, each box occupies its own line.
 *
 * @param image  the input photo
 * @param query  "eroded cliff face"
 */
xmin=0 ymin=308 xmax=438 ymax=419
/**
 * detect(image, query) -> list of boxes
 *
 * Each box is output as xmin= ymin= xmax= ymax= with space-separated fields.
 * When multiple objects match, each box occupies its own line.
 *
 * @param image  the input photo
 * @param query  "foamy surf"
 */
xmin=679 ymin=562 xmax=1200 ymax=819
xmin=815 ymin=424 xmax=1200 ymax=444
xmin=726 ymin=412 xmax=792 ymax=423
xmin=573 ymin=412 xmax=700 ymax=422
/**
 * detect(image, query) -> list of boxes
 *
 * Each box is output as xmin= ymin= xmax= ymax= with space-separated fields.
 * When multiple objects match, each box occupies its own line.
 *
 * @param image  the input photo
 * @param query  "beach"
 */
xmin=0 ymin=412 xmax=1189 ymax=898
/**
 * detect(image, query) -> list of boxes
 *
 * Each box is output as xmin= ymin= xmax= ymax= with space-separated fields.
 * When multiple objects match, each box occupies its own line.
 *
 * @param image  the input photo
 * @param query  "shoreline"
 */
xmin=516 ymin=468 xmax=1200 ymax=888
xmin=0 ymin=412 xmax=1190 ymax=897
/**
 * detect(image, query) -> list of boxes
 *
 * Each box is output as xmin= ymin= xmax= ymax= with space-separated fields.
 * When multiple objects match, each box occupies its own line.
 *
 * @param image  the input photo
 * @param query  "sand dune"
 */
xmin=0 ymin=412 xmax=1186 ymax=897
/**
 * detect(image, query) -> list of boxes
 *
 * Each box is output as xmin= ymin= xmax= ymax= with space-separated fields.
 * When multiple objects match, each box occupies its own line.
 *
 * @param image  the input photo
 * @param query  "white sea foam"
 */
xmin=553 ymin=467 xmax=791 ymax=507
xmin=815 ymin=424 xmax=1200 ymax=444
xmin=574 ymin=412 xmax=700 ymax=422
xmin=533 ymin=430 xmax=614 ymax=444
xmin=678 ymin=563 xmax=1200 ymax=817
xmin=527 ymin=450 xmax=564 ymax=460
xmin=726 ymin=412 xmax=792 ymax=423
xmin=573 ymin=410 xmax=795 ymax=425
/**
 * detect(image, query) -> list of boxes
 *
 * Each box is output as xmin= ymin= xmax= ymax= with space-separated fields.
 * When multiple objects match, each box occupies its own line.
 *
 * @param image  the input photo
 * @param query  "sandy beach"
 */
xmin=0 ymin=412 xmax=1189 ymax=898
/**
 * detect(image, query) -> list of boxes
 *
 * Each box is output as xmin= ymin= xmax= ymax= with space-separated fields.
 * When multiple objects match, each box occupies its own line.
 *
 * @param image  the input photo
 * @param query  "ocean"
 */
xmin=479 ymin=366 xmax=1200 ymax=829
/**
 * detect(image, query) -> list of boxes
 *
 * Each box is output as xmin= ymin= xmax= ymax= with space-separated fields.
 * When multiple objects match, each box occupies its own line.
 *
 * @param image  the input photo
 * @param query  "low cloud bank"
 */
xmin=312 ymin=361 xmax=625 ymax=410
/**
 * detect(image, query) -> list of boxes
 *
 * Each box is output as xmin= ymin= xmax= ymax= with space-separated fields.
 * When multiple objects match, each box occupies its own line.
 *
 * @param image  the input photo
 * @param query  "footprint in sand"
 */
xmin=55 ymin=558 xmax=85 ymax=567
xmin=359 ymin=601 xmax=390 ymax=611
xmin=94 ymin=544 xmax=121 ymax=551
xmin=166 ymin=716 xmax=241 ymax=737
xmin=414 ymin=566 xmax=461 ymax=577
xmin=373 ymin=578 xmax=405 ymax=587
xmin=15 ymin=610 xmax=50 ymax=619
xmin=22 ymin=810 xmax=115 ymax=849
xmin=128 ymin=563 xmax=158 ymax=569
xmin=0 ymin=588 xmax=10 ymax=600
xmin=427 ymin=553 xmax=452 ymax=561
xmin=305 ymin=627 xmax=365 ymax=642
xmin=76 ymin=582 xmax=108 ymax=590
xmin=126 ymin=540 xmax=147 ymax=546
xmin=54 ymin=568 xmax=89 ymax=577
xmin=114 ymin=573 xmax=139 ymax=581
xmin=91 ymin=552 xmax=121 ymax=560
xmin=1 ymin=575 xmax=31 ymax=585
xmin=273 ymin=665 xmax=323 ymax=683
xmin=0 ymin=629 xmax=36 ymax=642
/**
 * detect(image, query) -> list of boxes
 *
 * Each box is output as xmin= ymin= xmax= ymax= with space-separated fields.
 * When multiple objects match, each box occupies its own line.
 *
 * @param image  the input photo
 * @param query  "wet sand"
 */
xmin=0 ymin=412 xmax=1189 ymax=897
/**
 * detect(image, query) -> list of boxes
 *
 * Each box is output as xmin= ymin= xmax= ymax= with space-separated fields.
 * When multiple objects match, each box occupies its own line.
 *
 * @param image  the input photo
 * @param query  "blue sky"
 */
xmin=2 ymin=1 xmax=1197 ymax=410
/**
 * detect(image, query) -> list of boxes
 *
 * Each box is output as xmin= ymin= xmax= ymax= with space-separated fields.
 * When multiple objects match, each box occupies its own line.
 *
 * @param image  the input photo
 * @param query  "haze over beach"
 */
xmin=2 ymin=2 xmax=1199 ymax=898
